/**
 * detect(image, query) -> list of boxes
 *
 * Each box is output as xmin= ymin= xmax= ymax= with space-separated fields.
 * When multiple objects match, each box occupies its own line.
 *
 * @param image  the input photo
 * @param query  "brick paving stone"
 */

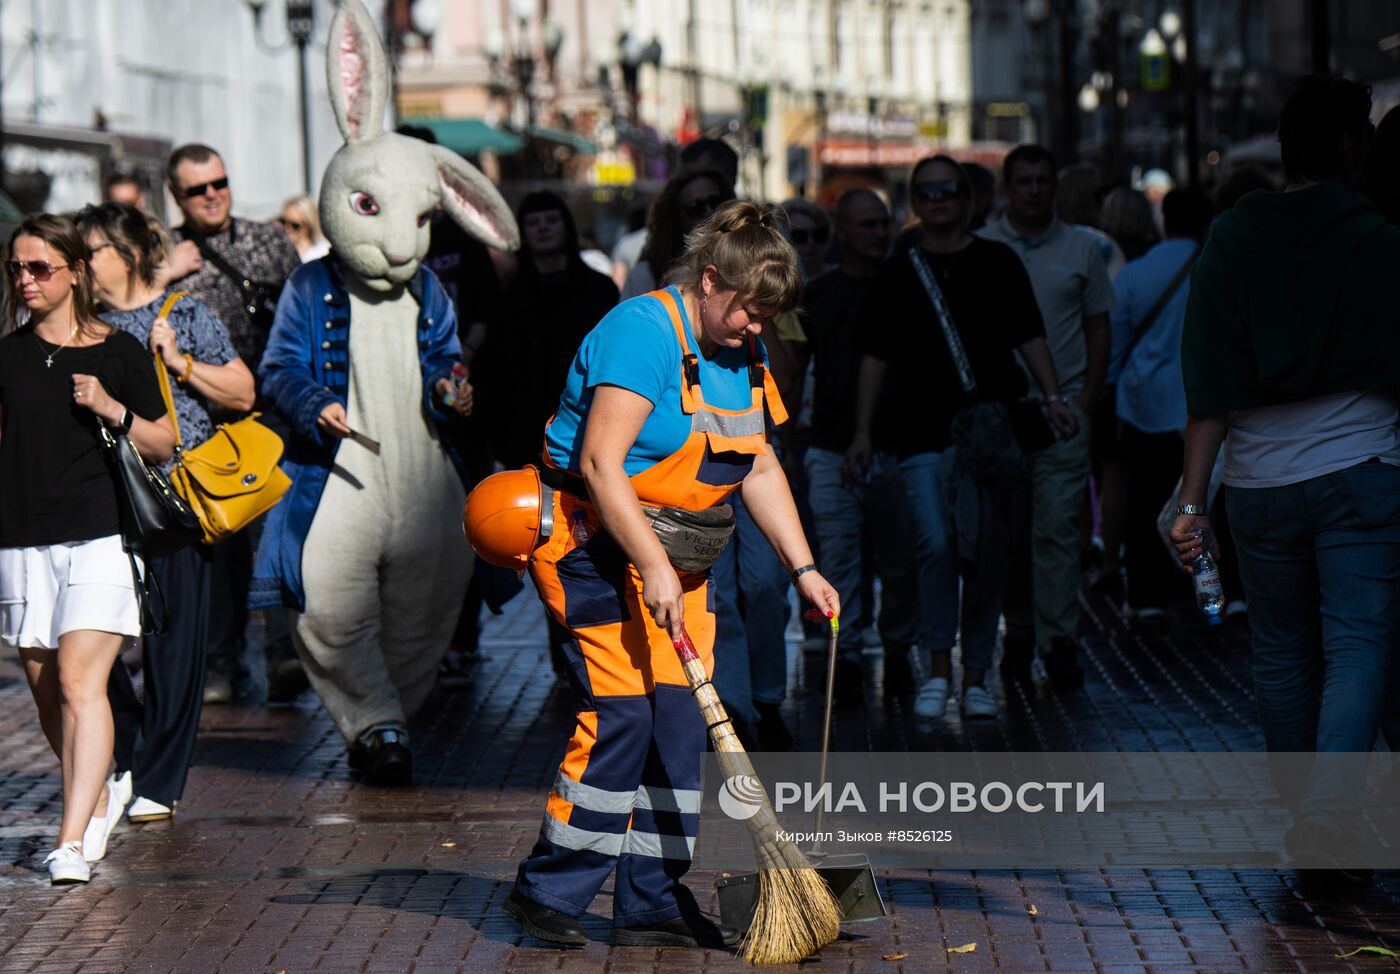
xmin=1 ymin=591 xmax=1399 ymax=972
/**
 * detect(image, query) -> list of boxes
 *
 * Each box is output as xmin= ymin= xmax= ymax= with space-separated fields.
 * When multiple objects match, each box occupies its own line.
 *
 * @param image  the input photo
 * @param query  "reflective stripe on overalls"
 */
xmin=515 ymin=288 xmax=785 ymax=925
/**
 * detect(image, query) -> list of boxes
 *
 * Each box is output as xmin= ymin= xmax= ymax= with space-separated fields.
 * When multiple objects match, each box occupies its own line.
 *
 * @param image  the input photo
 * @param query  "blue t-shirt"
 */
xmin=546 ymin=287 xmax=764 ymax=476
xmin=1109 ymin=238 xmax=1195 ymax=435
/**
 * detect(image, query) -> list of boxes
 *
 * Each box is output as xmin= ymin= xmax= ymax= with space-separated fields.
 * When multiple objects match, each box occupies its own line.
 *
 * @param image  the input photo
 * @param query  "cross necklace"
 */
xmin=35 ymin=321 xmax=78 ymax=367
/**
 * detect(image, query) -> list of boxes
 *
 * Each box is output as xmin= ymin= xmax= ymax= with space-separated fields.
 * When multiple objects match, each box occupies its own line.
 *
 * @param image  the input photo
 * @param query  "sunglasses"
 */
xmin=179 ymin=177 xmax=230 ymax=199
xmin=913 ymin=179 xmax=965 ymax=203
xmin=683 ymin=196 xmax=726 ymax=219
xmin=275 ymin=217 xmax=304 ymax=231
xmin=5 ymin=260 xmax=69 ymax=282
xmin=790 ymin=226 xmax=830 ymax=246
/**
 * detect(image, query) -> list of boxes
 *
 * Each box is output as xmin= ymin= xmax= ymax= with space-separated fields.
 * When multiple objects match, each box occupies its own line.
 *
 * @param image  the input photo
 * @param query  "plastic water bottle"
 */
xmin=1190 ymin=531 xmax=1225 ymax=626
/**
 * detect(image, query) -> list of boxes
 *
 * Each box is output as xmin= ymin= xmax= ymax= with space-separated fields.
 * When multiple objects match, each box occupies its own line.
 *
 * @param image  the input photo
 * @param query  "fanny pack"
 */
xmin=641 ymin=503 xmax=736 ymax=573
xmin=538 ymin=465 xmax=735 ymax=573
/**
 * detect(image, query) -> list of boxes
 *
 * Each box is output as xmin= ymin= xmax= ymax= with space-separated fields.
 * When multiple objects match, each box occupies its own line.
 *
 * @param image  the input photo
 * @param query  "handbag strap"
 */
xmin=908 ymin=245 xmax=977 ymax=393
xmin=1122 ymin=246 xmax=1198 ymax=368
xmin=182 ymin=423 xmax=246 ymax=472
xmin=151 ymin=292 xmax=186 ymax=451
xmin=190 ymin=227 xmax=258 ymax=294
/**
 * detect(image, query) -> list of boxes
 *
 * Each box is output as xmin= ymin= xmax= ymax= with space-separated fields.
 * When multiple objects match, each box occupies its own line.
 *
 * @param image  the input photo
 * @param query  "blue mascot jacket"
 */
xmin=250 ymin=254 xmax=466 ymax=611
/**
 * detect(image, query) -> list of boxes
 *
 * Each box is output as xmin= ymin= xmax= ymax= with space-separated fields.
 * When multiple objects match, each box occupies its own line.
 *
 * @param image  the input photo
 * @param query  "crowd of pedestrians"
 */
xmin=3 ymin=69 xmax=1399 ymax=897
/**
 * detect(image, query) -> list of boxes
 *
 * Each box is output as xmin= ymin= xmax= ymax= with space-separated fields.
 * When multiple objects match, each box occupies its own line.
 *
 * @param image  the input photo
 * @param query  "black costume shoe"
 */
xmin=613 ymin=911 xmax=740 ymax=948
xmin=357 ymin=726 xmax=412 ymax=786
xmin=504 ymin=888 xmax=586 ymax=946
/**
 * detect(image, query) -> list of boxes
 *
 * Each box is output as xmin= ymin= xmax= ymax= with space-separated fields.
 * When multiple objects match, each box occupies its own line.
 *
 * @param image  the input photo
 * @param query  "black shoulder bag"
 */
xmin=907 ymin=246 xmax=1056 ymax=455
xmin=97 ymin=409 xmax=204 ymax=634
xmin=192 ymin=231 xmax=283 ymax=335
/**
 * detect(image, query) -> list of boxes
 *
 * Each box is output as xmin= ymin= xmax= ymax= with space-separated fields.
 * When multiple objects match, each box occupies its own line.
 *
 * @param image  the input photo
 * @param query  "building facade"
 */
xmin=1 ymin=0 xmax=360 ymax=221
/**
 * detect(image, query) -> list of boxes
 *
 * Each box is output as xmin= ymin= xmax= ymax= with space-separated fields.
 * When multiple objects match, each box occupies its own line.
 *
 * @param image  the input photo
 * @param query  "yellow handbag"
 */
xmin=152 ymin=292 xmax=291 ymax=544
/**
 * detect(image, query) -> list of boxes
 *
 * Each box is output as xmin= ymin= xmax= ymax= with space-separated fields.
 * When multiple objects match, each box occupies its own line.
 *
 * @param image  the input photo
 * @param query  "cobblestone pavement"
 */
xmin=1 ymin=588 xmax=1398 ymax=973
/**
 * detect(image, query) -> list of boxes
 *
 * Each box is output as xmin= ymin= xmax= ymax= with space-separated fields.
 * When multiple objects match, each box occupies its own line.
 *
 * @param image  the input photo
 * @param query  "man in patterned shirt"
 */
xmin=166 ymin=143 xmax=300 ymax=375
xmin=166 ymin=143 xmax=303 ymax=706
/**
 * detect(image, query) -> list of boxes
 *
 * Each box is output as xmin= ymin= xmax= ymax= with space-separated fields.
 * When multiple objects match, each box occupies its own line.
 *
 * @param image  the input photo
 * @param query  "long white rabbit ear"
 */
xmin=431 ymin=145 xmax=521 ymax=252
xmin=326 ymin=0 xmax=388 ymax=142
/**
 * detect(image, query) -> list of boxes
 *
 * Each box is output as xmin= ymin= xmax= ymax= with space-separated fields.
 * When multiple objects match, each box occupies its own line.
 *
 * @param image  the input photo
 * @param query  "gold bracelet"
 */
xmin=177 ymin=353 xmax=194 ymax=384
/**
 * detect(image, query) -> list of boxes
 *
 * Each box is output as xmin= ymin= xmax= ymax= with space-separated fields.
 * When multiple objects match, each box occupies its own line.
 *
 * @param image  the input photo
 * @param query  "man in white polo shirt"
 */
xmin=978 ymin=144 xmax=1114 ymax=690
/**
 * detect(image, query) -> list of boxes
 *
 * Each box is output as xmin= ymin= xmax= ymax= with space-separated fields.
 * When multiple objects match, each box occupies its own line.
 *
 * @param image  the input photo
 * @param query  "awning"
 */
xmin=415 ymin=118 xmax=523 ymax=156
xmin=528 ymin=124 xmax=596 ymax=155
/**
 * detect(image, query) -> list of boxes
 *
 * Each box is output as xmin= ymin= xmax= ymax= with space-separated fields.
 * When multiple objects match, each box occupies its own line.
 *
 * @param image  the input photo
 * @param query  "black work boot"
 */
xmin=504 ymin=887 xmax=587 ymax=946
xmin=614 ymin=910 xmax=740 ymax=948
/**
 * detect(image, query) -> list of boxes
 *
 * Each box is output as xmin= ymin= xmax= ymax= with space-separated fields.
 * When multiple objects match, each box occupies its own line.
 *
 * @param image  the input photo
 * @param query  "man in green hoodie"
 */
xmin=1173 ymin=75 xmax=1400 ymax=883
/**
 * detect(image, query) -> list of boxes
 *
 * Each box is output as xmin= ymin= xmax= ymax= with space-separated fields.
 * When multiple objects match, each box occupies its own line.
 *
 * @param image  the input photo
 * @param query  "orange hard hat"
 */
xmin=462 ymin=466 xmax=555 ymax=570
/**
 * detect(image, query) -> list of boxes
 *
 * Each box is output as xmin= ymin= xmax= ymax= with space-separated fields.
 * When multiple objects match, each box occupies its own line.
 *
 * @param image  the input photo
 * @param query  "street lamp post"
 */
xmin=1180 ymin=0 xmax=1201 ymax=186
xmin=1023 ymin=0 xmax=1077 ymax=165
xmin=248 ymin=0 xmax=317 ymax=195
xmin=1156 ymin=6 xmax=1201 ymax=187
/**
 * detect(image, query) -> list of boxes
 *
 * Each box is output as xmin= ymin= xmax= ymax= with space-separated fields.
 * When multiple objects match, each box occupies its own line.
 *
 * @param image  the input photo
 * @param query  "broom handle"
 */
xmin=813 ymin=616 xmax=839 ymax=851
xmin=673 ymin=626 xmax=747 ymax=754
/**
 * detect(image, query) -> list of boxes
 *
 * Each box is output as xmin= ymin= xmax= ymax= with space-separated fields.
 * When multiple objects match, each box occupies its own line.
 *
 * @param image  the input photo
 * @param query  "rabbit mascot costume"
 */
xmin=252 ymin=0 xmax=518 ymax=785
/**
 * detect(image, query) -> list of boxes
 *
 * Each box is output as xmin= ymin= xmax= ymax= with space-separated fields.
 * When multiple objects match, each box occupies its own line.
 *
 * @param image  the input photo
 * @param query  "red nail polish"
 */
xmin=826 ymin=610 xmax=834 ymax=618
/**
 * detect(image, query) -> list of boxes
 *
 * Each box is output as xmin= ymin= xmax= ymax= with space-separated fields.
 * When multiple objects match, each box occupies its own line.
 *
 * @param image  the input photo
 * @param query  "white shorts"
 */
xmin=0 ymin=535 xmax=142 ymax=650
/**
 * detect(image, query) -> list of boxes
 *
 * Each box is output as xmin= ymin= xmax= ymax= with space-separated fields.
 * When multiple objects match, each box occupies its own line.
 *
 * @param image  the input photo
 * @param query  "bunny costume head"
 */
xmin=320 ymin=0 xmax=519 ymax=292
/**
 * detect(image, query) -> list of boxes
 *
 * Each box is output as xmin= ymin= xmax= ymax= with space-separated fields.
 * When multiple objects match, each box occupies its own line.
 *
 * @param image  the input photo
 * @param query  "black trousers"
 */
xmin=109 ymin=544 xmax=212 ymax=805
xmin=206 ymin=409 xmax=297 ymax=679
xmin=1119 ymin=422 xmax=1185 ymax=611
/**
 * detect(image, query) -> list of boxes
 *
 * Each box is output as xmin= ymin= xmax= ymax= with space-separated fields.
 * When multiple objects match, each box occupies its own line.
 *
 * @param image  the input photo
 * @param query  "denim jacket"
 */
xmin=250 ymin=255 xmax=464 ymax=610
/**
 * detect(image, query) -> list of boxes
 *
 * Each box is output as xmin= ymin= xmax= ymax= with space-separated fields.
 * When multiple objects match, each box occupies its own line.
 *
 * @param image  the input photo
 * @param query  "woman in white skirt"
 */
xmin=0 ymin=214 xmax=175 ymax=883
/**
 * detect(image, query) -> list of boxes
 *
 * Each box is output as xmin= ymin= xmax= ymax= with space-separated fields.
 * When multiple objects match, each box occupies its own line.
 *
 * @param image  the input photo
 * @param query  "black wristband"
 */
xmin=119 ymin=408 xmax=134 ymax=433
xmin=790 ymin=563 xmax=817 ymax=583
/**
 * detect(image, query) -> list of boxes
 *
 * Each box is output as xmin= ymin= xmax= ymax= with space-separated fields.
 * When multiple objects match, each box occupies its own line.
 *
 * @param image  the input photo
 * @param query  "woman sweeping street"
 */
xmin=483 ymin=200 xmax=838 ymax=947
xmin=0 ymin=214 xmax=175 ymax=883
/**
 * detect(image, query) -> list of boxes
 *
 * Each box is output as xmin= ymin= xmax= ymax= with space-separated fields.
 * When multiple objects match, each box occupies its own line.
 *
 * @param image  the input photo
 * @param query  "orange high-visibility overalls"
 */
xmin=515 ymin=289 xmax=786 ymax=925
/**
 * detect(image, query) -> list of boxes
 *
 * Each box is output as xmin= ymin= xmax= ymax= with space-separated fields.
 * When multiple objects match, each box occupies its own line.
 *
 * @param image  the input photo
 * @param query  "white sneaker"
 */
xmin=961 ymin=684 xmax=998 ymax=719
xmin=82 ymin=783 xmax=127 ymax=862
xmin=44 ymin=842 xmax=89 ymax=884
xmin=913 ymin=677 xmax=950 ymax=719
xmin=128 ymin=796 xmax=173 ymax=822
xmin=110 ymin=770 xmax=133 ymax=807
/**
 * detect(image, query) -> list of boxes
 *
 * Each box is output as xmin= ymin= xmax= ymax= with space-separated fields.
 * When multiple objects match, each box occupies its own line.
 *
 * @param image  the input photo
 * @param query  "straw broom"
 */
xmin=673 ymin=624 xmax=842 ymax=964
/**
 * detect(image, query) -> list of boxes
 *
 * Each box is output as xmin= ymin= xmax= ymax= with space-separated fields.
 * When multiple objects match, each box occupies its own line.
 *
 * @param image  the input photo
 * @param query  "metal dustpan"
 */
xmin=714 ymin=615 xmax=888 ymax=931
xmin=716 ymin=852 xmax=887 ymax=929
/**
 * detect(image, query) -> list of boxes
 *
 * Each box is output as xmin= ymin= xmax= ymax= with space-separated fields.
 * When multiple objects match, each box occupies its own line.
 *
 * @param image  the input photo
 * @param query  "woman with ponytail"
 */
xmin=501 ymin=200 xmax=839 ymax=949
xmin=74 ymin=202 xmax=253 ymax=826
